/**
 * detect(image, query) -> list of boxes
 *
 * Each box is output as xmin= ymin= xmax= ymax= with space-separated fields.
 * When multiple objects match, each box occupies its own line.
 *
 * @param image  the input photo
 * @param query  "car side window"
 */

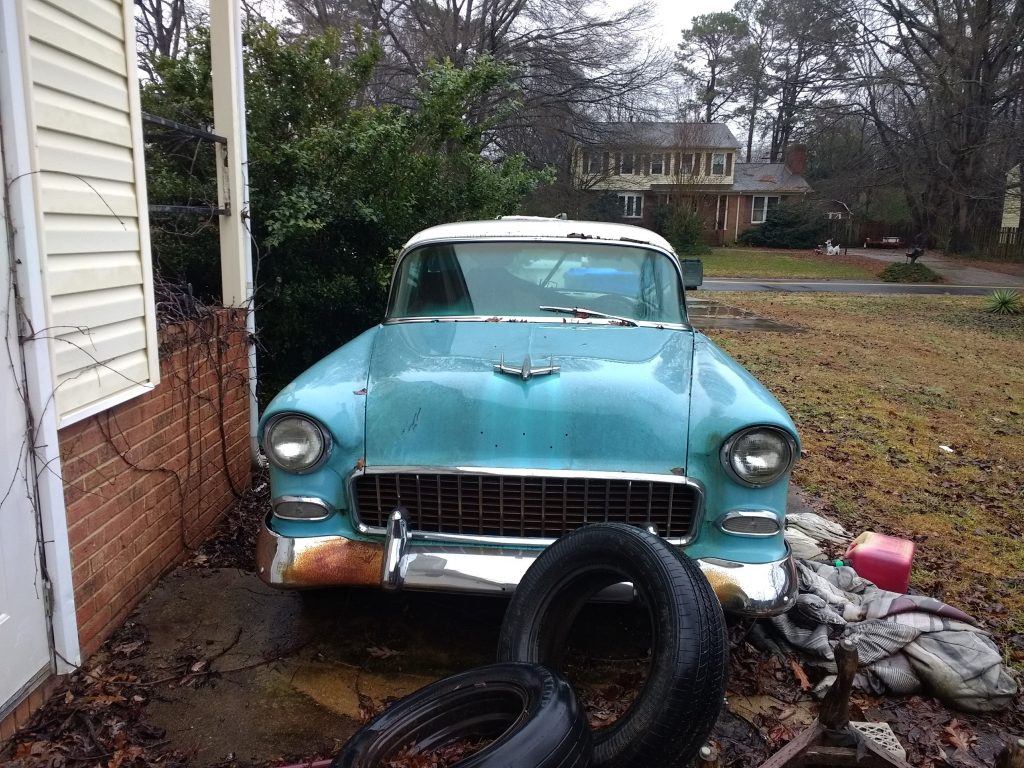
xmin=391 ymin=246 xmax=474 ymax=317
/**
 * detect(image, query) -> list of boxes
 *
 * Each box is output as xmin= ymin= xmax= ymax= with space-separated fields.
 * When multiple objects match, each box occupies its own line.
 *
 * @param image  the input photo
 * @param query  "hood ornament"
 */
xmin=494 ymin=354 xmax=559 ymax=381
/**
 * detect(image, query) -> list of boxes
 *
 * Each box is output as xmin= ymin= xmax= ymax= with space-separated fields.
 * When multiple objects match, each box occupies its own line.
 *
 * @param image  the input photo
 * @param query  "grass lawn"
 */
xmin=701 ymin=248 xmax=882 ymax=280
xmin=708 ymin=293 xmax=1024 ymax=655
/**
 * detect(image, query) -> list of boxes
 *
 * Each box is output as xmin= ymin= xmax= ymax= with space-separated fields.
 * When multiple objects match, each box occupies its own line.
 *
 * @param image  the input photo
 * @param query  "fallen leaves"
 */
xmin=382 ymin=738 xmax=489 ymax=768
xmin=788 ymin=658 xmax=812 ymax=691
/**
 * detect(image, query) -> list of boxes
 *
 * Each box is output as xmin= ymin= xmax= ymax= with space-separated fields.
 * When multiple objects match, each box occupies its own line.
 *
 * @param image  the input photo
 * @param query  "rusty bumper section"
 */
xmin=256 ymin=517 xmax=797 ymax=616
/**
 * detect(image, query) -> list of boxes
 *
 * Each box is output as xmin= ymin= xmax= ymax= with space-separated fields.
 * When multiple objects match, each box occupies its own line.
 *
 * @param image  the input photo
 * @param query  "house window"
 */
xmin=712 ymin=153 xmax=725 ymax=175
xmin=621 ymin=153 xmax=635 ymax=175
xmin=619 ymin=193 xmax=643 ymax=218
xmin=650 ymin=153 xmax=664 ymax=175
xmin=586 ymin=152 xmax=602 ymax=174
xmin=751 ymin=196 xmax=780 ymax=224
xmin=680 ymin=153 xmax=695 ymax=175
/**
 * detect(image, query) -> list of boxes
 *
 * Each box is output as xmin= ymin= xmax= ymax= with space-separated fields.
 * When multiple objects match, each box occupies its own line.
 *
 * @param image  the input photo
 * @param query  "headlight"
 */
xmin=264 ymin=414 xmax=330 ymax=473
xmin=721 ymin=426 xmax=795 ymax=487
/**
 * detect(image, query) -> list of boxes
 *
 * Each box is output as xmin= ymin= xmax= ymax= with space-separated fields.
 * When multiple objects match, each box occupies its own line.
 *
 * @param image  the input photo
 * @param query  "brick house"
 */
xmin=0 ymin=0 xmax=255 ymax=738
xmin=575 ymin=122 xmax=812 ymax=244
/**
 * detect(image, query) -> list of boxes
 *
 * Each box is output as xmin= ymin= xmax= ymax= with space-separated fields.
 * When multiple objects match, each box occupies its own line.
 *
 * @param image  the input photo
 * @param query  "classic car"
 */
xmin=256 ymin=217 xmax=800 ymax=617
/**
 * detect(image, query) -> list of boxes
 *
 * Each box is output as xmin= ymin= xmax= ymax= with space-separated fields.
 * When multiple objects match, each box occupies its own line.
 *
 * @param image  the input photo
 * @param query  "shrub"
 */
xmin=878 ymin=263 xmax=942 ymax=283
xmin=143 ymin=25 xmax=550 ymax=399
xmin=585 ymin=193 xmax=625 ymax=222
xmin=653 ymin=205 xmax=710 ymax=256
xmin=737 ymin=202 xmax=827 ymax=249
xmin=985 ymin=288 xmax=1022 ymax=315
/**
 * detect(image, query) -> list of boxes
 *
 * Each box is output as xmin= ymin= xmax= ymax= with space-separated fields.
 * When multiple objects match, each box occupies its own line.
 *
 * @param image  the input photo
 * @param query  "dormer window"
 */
xmin=621 ymin=153 xmax=635 ymax=175
xmin=650 ymin=154 xmax=664 ymax=175
xmin=680 ymin=153 xmax=695 ymax=175
xmin=712 ymin=153 xmax=726 ymax=175
xmin=587 ymin=152 xmax=602 ymax=174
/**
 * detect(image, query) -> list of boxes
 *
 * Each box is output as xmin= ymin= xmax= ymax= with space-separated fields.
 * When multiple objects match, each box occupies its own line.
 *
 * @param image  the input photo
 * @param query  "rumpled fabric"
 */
xmin=750 ymin=560 xmax=1018 ymax=712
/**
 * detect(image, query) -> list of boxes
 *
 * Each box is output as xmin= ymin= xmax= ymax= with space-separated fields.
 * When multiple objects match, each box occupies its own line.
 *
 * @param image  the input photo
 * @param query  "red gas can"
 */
xmin=844 ymin=531 xmax=916 ymax=593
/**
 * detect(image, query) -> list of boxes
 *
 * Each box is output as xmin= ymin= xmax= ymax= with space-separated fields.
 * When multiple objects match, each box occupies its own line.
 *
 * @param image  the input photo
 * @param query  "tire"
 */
xmin=496 ymin=523 xmax=728 ymax=768
xmin=330 ymin=662 xmax=592 ymax=768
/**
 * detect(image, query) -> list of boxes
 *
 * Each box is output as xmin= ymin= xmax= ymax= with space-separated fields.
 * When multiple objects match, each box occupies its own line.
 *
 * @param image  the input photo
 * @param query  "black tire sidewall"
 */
xmin=331 ymin=662 xmax=591 ymax=768
xmin=497 ymin=523 xmax=728 ymax=768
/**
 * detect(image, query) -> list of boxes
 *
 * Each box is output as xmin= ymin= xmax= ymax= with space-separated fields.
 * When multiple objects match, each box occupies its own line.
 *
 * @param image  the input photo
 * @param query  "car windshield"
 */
xmin=388 ymin=241 xmax=686 ymax=324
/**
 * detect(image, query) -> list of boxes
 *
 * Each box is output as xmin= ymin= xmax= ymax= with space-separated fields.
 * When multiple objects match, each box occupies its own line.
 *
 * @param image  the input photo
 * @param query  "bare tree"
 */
xmin=850 ymin=0 xmax=1024 ymax=251
xmin=280 ymin=0 xmax=672 ymax=164
xmin=135 ymin=0 xmax=197 ymax=77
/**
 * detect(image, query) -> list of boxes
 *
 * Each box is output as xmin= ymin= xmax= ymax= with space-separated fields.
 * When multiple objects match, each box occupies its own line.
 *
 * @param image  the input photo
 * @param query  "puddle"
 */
xmin=289 ymin=661 xmax=435 ymax=718
xmin=688 ymin=299 xmax=801 ymax=332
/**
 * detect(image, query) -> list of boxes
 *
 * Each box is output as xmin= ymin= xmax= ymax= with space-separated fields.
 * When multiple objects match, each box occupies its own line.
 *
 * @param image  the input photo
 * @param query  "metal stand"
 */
xmin=756 ymin=639 xmax=913 ymax=768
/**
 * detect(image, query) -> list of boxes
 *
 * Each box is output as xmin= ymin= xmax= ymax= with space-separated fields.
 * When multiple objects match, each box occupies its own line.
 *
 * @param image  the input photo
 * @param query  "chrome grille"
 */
xmin=352 ymin=471 xmax=701 ymax=540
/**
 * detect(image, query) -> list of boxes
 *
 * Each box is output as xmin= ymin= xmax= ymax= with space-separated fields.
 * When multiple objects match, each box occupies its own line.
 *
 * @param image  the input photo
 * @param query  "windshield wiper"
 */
xmin=539 ymin=306 xmax=638 ymax=327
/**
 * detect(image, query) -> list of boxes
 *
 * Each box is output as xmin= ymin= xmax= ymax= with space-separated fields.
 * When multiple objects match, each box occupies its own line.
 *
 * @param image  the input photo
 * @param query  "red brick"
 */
xmin=57 ymin=310 xmax=251 ymax=657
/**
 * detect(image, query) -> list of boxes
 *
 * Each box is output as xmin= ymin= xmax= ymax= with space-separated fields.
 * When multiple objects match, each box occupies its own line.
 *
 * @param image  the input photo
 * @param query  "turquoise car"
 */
xmin=256 ymin=217 xmax=799 ymax=617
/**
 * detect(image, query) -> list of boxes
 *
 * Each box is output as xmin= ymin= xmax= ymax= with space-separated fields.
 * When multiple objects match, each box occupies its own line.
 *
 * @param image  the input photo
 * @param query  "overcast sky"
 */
xmin=638 ymin=0 xmax=737 ymax=49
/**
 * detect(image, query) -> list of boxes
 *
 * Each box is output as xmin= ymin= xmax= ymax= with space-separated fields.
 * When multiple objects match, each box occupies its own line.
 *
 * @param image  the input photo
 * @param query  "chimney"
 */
xmin=784 ymin=144 xmax=807 ymax=176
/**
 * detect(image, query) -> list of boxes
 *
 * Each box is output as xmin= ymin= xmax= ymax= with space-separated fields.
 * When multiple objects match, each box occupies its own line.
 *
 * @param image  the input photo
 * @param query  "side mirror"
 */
xmin=681 ymin=259 xmax=703 ymax=290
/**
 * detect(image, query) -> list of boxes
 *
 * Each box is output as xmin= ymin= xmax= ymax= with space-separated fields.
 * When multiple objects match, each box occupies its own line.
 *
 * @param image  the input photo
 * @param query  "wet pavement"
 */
xmin=137 ymin=569 xmax=502 ymax=763
xmin=687 ymin=298 xmax=802 ymax=332
xmin=845 ymin=247 xmax=1023 ymax=287
xmin=699 ymin=248 xmax=1024 ymax=295
xmin=699 ymin=279 xmax=1020 ymax=296
xmin=134 ymin=569 xmax=654 ymax=765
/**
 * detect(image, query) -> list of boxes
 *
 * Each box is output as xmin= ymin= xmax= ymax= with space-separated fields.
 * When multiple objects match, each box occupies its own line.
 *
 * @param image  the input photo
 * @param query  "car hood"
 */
xmin=364 ymin=322 xmax=694 ymax=474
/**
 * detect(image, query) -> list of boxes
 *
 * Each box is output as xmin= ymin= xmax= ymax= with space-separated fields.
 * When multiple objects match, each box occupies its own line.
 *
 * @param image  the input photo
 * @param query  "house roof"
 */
xmin=403 ymin=216 xmax=675 ymax=253
xmin=581 ymin=122 xmax=742 ymax=150
xmin=730 ymin=163 xmax=812 ymax=193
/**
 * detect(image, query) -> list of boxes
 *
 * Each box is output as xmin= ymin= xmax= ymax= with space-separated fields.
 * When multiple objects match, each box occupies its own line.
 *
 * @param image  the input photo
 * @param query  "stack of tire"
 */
xmin=332 ymin=524 xmax=728 ymax=768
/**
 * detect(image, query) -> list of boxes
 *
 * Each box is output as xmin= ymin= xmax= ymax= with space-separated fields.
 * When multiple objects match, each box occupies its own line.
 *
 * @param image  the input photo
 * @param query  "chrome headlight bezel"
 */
xmin=720 ymin=426 xmax=797 ymax=488
xmin=263 ymin=413 xmax=331 ymax=474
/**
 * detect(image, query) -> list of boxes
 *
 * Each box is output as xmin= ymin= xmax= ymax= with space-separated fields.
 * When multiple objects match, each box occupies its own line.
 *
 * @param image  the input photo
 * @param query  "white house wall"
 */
xmin=24 ymin=0 xmax=158 ymax=424
xmin=1005 ymin=165 xmax=1021 ymax=229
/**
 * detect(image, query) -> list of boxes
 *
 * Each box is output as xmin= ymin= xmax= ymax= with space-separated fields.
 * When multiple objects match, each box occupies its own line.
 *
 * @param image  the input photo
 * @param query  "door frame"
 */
xmin=0 ymin=0 xmax=82 ymax=683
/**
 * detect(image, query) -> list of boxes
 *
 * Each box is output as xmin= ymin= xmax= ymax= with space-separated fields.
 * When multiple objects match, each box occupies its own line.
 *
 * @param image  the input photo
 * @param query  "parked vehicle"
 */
xmin=256 ymin=216 xmax=800 ymax=618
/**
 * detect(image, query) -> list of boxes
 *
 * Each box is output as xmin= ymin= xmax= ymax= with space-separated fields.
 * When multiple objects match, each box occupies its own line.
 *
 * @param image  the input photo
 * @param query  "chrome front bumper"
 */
xmin=256 ymin=514 xmax=797 ymax=617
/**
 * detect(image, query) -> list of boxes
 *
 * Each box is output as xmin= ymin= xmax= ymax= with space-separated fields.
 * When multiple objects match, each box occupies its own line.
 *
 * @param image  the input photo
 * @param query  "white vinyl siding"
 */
xmin=24 ymin=0 xmax=158 ymax=423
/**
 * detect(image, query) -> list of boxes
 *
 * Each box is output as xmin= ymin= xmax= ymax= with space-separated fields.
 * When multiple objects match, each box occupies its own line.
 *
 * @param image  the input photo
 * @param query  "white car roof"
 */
xmin=402 ymin=216 xmax=676 ymax=254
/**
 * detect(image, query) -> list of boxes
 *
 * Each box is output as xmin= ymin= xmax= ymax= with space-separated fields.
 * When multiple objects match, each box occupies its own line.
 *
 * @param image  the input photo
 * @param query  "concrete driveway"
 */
xmin=134 ymin=568 xmax=507 ymax=764
xmin=699 ymin=248 xmax=1024 ymax=295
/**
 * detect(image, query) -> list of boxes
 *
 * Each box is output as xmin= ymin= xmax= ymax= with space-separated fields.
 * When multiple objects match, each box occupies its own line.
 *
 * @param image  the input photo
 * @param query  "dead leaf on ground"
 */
xmin=787 ymin=657 xmax=812 ymax=691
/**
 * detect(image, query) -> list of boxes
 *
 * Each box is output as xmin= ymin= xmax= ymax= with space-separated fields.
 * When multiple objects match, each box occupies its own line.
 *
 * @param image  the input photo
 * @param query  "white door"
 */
xmin=0 ymin=139 xmax=52 ymax=712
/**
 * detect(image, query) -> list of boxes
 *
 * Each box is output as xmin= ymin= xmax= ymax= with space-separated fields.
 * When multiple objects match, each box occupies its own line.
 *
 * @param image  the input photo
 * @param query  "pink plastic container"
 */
xmin=844 ymin=532 xmax=916 ymax=593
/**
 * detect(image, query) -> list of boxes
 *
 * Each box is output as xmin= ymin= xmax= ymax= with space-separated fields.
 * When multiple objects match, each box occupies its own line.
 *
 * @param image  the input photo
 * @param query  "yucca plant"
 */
xmin=985 ymin=288 xmax=1022 ymax=315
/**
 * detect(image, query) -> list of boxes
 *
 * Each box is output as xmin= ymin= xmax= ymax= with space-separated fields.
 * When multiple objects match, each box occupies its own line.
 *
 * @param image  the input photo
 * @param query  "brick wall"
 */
xmin=0 ymin=677 xmax=60 ymax=745
xmin=59 ymin=309 xmax=252 ymax=658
